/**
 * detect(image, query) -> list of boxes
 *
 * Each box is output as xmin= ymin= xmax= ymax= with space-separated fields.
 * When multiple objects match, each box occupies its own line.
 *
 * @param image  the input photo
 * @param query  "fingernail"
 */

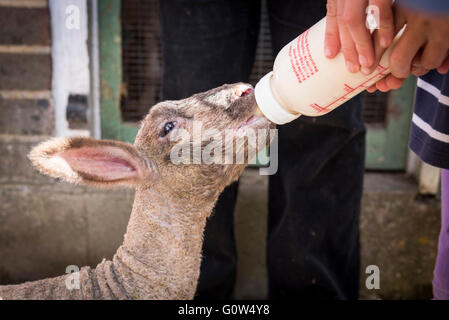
xmin=380 ymin=36 xmax=390 ymax=48
xmin=346 ymin=61 xmax=359 ymax=73
xmin=325 ymin=46 xmax=332 ymax=58
xmin=361 ymin=66 xmax=371 ymax=75
xmin=412 ymin=65 xmax=427 ymax=76
xmin=359 ymin=54 xmax=368 ymax=67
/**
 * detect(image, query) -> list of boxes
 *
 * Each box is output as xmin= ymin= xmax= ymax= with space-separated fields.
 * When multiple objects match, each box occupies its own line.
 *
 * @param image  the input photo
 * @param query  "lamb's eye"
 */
xmin=160 ymin=121 xmax=176 ymax=137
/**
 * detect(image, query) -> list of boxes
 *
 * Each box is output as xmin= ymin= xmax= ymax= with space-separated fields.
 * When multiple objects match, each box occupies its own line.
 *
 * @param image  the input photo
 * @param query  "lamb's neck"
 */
xmin=111 ymin=185 xmax=215 ymax=299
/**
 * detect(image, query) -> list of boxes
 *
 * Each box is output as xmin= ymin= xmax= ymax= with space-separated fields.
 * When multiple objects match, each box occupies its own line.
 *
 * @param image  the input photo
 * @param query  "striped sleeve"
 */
xmin=409 ymin=71 xmax=449 ymax=169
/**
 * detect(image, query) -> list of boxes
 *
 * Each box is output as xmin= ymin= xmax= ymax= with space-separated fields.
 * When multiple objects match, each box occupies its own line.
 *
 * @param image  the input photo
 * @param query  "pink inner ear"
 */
xmin=59 ymin=146 xmax=140 ymax=181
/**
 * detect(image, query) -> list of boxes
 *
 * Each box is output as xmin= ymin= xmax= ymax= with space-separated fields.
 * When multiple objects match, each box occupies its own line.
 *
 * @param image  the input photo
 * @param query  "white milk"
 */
xmin=255 ymin=17 xmax=404 ymax=124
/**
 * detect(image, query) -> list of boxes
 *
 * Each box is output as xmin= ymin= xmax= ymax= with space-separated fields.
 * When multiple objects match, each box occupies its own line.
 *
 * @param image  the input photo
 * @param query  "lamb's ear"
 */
xmin=28 ymin=137 xmax=152 ymax=187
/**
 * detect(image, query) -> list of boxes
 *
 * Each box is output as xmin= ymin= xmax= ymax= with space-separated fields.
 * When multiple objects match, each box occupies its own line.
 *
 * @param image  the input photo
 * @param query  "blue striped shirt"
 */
xmin=398 ymin=0 xmax=449 ymax=169
xmin=409 ymin=72 xmax=449 ymax=169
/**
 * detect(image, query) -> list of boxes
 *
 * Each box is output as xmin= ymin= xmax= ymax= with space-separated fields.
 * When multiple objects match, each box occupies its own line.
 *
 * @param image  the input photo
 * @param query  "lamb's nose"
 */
xmin=234 ymin=84 xmax=253 ymax=97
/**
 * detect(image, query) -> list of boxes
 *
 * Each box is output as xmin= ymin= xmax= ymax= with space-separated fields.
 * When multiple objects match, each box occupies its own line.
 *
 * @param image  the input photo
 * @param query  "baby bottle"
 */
xmin=255 ymin=17 xmax=404 ymax=124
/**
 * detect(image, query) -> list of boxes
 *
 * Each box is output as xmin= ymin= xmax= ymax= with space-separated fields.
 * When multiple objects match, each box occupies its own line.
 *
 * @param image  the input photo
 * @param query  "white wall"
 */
xmin=49 ymin=0 xmax=90 ymax=137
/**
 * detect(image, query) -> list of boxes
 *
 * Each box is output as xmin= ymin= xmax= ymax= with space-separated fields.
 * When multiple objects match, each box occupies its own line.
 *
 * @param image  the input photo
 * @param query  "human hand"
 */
xmin=324 ymin=0 xmax=395 ymax=75
xmin=367 ymin=6 xmax=449 ymax=92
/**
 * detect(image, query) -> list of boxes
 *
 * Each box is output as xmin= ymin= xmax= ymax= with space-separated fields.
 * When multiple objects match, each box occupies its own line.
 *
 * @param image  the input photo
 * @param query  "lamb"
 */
xmin=0 ymin=83 xmax=274 ymax=300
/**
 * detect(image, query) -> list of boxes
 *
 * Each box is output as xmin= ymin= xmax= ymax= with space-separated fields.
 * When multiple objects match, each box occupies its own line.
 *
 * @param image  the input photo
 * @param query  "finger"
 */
xmin=437 ymin=55 xmax=449 ymax=74
xmin=374 ymin=78 xmax=392 ymax=92
xmin=410 ymin=52 xmax=429 ymax=77
xmin=338 ymin=0 xmax=360 ymax=72
xmin=366 ymin=85 xmax=377 ymax=93
xmin=420 ymin=41 xmax=448 ymax=71
xmin=365 ymin=0 xmax=394 ymax=74
xmin=411 ymin=64 xmax=430 ymax=77
xmin=370 ymin=0 xmax=394 ymax=49
xmin=342 ymin=0 xmax=374 ymax=72
xmin=369 ymin=5 xmax=406 ymax=74
xmin=375 ymin=75 xmax=406 ymax=92
xmin=339 ymin=21 xmax=360 ymax=72
xmin=325 ymin=0 xmax=341 ymax=58
xmin=369 ymin=30 xmax=388 ymax=74
xmin=375 ymin=78 xmax=390 ymax=92
xmin=384 ymin=74 xmax=406 ymax=90
xmin=389 ymin=28 xmax=425 ymax=78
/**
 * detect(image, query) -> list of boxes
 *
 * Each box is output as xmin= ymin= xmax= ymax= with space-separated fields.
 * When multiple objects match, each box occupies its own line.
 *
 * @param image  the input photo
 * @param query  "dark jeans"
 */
xmin=159 ymin=0 xmax=366 ymax=300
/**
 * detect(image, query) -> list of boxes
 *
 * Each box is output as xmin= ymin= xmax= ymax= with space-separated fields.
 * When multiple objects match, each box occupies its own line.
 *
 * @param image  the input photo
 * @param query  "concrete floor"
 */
xmin=233 ymin=168 xmax=441 ymax=300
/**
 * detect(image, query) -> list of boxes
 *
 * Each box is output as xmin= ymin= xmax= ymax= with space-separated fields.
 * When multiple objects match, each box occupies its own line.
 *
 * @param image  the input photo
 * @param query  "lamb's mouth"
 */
xmin=237 ymin=114 xmax=270 ymax=130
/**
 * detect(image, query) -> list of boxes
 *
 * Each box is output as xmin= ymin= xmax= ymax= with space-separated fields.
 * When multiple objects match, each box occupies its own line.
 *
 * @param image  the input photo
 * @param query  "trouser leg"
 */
xmin=159 ymin=0 xmax=260 ymax=99
xmin=266 ymin=0 xmax=365 ymax=299
xmin=433 ymin=169 xmax=449 ymax=300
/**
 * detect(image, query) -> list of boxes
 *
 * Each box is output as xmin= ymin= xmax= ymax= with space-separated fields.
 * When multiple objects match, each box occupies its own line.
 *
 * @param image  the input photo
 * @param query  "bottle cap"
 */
xmin=255 ymin=72 xmax=301 ymax=125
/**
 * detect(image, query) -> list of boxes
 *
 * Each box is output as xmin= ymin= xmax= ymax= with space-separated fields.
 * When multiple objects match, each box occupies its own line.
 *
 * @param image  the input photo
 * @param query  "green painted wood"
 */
xmin=365 ymin=76 xmax=416 ymax=169
xmin=98 ymin=0 xmax=138 ymax=143
xmin=366 ymin=128 xmax=387 ymax=167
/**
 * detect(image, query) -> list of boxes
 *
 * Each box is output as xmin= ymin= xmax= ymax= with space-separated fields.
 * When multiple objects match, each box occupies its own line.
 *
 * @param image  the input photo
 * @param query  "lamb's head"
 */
xmin=29 ymin=83 xmax=274 ymax=203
